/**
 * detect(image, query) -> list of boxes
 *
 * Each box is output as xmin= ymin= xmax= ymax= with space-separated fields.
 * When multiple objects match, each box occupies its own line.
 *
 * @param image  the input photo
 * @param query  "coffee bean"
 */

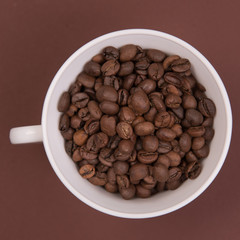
xmin=166 ymin=180 xmax=182 ymax=190
xmin=79 ymin=164 xmax=95 ymax=179
xmin=202 ymin=118 xmax=213 ymax=127
xmin=84 ymin=61 xmax=101 ymax=77
xmin=136 ymin=184 xmax=151 ymax=198
xmin=154 ymin=111 xmax=171 ymax=128
xmin=77 ymin=72 xmax=95 ymax=88
xmin=123 ymin=74 xmax=136 ymax=91
xmin=92 ymin=53 xmax=105 ymax=64
xmin=78 ymin=107 xmax=90 ymax=121
xmin=101 ymin=60 xmax=120 ymax=76
xmin=142 ymin=136 xmax=158 ymax=152
xmin=72 ymin=92 xmax=89 ymax=108
xmin=134 ymin=121 xmax=155 ymax=136
xmin=182 ymin=95 xmax=197 ymax=109
xmin=165 ymin=151 xmax=181 ymax=167
xmin=104 ymin=76 xmax=122 ymax=91
xmin=113 ymin=161 xmax=129 ymax=175
xmin=185 ymin=109 xmax=203 ymax=126
xmin=156 ymin=155 xmax=170 ymax=168
xmin=162 ymin=84 xmax=180 ymax=96
xmin=70 ymin=115 xmax=82 ymax=129
xmin=128 ymin=89 xmax=150 ymax=115
xmin=66 ymin=104 xmax=78 ymax=117
xmin=171 ymin=106 xmax=184 ymax=119
xmin=148 ymin=63 xmax=164 ymax=81
xmin=156 ymin=128 xmax=176 ymax=142
xmin=185 ymin=151 xmax=198 ymax=163
xmin=119 ymin=184 xmax=136 ymax=200
xmin=153 ymin=164 xmax=169 ymax=182
xmin=193 ymin=144 xmax=209 ymax=158
xmin=137 ymin=150 xmax=158 ymax=164
xmin=149 ymin=92 xmax=166 ymax=112
xmin=99 ymin=101 xmax=119 ymax=115
xmin=59 ymin=114 xmax=69 ymax=132
xmin=198 ymin=98 xmax=216 ymax=117
xmin=118 ymin=61 xmax=134 ymax=76
xmin=119 ymin=107 xmax=136 ymax=123
xmin=129 ymin=163 xmax=148 ymax=182
xmin=94 ymin=77 xmax=103 ymax=92
xmin=116 ymin=122 xmax=133 ymax=139
xmin=144 ymin=107 xmax=157 ymax=122
xmin=171 ymin=58 xmax=191 ymax=73
xmin=135 ymin=57 xmax=150 ymax=70
xmin=163 ymin=55 xmax=180 ymax=70
xmin=61 ymin=127 xmax=74 ymax=140
xmin=186 ymin=162 xmax=202 ymax=179
xmin=96 ymin=86 xmax=118 ymax=103
xmin=147 ymin=49 xmax=166 ymax=62
xmin=117 ymin=89 xmax=129 ymax=106
xmin=88 ymin=172 xmax=107 ymax=186
xmin=171 ymin=124 xmax=183 ymax=137
xmin=157 ymin=141 xmax=172 ymax=154
xmin=164 ymin=72 xmax=182 ymax=88
xmin=103 ymin=46 xmax=119 ymax=60
xmin=167 ymin=167 xmax=182 ymax=182
xmin=58 ymin=92 xmax=70 ymax=112
xmin=192 ymin=137 xmax=205 ymax=150
xmin=120 ymin=44 xmax=137 ymax=62
xmin=73 ymin=129 xmax=88 ymax=146
xmin=72 ymin=148 xmax=82 ymax=162
xmin=187 ymin=126 xmax=206 ymax=137
xmin=100 ymin=115 xmax=116 ymax=137
xmin=165 ymin=94 xmax=182 ymax=109
xmin=179 ymin=133 xmax=192 ymax=152
xmin=138 ymin=79 xmax=156 ymax=94
xmin=203 ymin=127 xmax=214 ymax=141
xmin=105 ymin=183 xmax=118 ymax=193
xmin=84 ymin=118 xmax=99 ymax=135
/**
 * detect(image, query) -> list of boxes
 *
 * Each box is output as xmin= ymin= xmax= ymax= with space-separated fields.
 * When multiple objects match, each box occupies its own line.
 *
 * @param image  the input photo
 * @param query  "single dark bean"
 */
xmin=123 ymin=74 xmax=136 ymax=91
xmin=156 ymin=128 xmax=176 ymax=142
xmin=73 ymin=129 xmax=88 ymax=146
xmin=100 ymin=115 xmax=116 ymax=137
xmin=119 ymin=44 xmax=138 ymax=62
xmin=119 ymin=184 xmax=136 ymax=200
xmin=193 ymin=144 xmax=209 ymax=158
xmin=192 ymin=137 xmax=205 ymax=150
xmin=136 ymin=184 xmax=151 ymax=198
xmin=77 ymin=72 xmax=95 ymax=88
xmin=70 ymin=115 xmax=82 ymax=129
xmin=182 ymin=95 xmax=197 ymax=109
xmin=167 ymin=167 xmax=182 ymax=183
xmin=104 ymin=76 xmax=122 ymax=91
xmin=116 ymin=122 xmax=133 ymax=139
xmin=165 ymin=151 xmax=181 ymax=167
xmin=129 ymin=163 xmax=148 ymax=182
xmin=61 ymin=127 xmax=74 ymax=140
xmin=88 ymin=172 xmax=107 ymax=186
xmin=118 ymin=61 xmax=134 ymax=76
xmin=72 ymin=92 xmax=89 ymax=108
xmin=137 ymin=150 xmax=158 ymax=164
xmin=155 ymin=155 xmax=170 ymax=168
xmin=134 ymin=121 xmax=155 ymax=136
xmin=179 ymin=133 xmax=192 ymax=152
xmin=171 ymin=58 xmax=191 ymax=73
xmin=203 ymin=127 xmax=215 ymax=141
xmin=198 ymin=98 xmax=216 ymax=117
xmin=79 ymin=164 xmax=95 ymax=179
xmin=157 ymin=141 xmax=172 ymax=154
xmin=165 ymin=94 xmax=182 ymax=109
xmin=105 ymin=183 xmax=118 ymax=193
xmin=138 ymin=79 xmax=156 ymax=94
xmin=119 ymin=106 xmax=136 ymax=123
xmin=118 ymin=89 xmax=129 ymax=106
xmin=154 ymin=111 xmax=171 ymax=128
xmin=99 ymin=101 xmax=119 ymax=115
xmin=164 ymin=72 xmax=182 ymax=88
xmin=101 ymin=60 xmax=120 ymax=76
xmin=144 ymin=107 xmax=157 ymax=122
xmin=92 ymin=53 xmax=105 ymax=64
xmin=84 ymin=61 xmax=101 ymax=77
xmin=185 ymin=109 xmax=203 ymax=126
xmin=84 ymin=118 xmax=100 ymax=135
xmin=148 ymin=63 xmax=164 ymax=81
xmin=153 ymin=164 xmax=169 ymax=182
xmin=96 ymin=85 xmax=118 ymax=103
xmin=163 ymin=55 xmax=180 ymax=70
xmin=187 ymin=126 xmax=206 ymax=137
xmin=58 ymin=92 xmax=70 ymax=112
xmin=59 ymin=114 xmax=69 ymax=132
xmin=113 ymin=161 xmax=129 ymax=175
xmin=103 ymin=46 xmax=119 ymax=60
xmin=142 ymin=135 xmax=159 ymax=152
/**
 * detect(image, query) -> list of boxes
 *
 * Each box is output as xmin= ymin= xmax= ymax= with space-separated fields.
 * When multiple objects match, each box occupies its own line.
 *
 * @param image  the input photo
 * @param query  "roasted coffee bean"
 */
xmin=88 ymin=172 xmax=107 ymax=186
xmin=186 ymin=161 xmax=202 ymax=179
xmin=59 ymin=114 xmax=69 ymax=132
xmin=73 ymin=129 xmax=88 ymax=146
xmin=141 ymin=179 xmax=157 ymax=190
xmin=129 ymin=163 xmax=148 ymax=182
xmin=162 ymin=84 xmax=180 ymax=96
xmin=153 ymin=164 xmax=169 ymax=182
xmin=171 ymin=106 xmax=184 ymax=119
xmin=193 ymin=144 xmax=209 ymax=158
xmin=202 ymin=117 xmax=213 ymax=127
xmin=78 ymin=107 xmax=90 ymax=121
xmin=182 ymin=95 xmax=197 ymax=109
xmin=143 ymin=107 xmax=157 ymax=122
xmin=61 ymin=127 xmax=74 ymax=140
xmin=96 ymin=163 xmax=109 ymax=172
xmin=117 ymin=175 xmax=130 ymax=189
xmin=157 ymin=141 xmax=172 ymax=154
xmin=84 ymin=61 xmax=101 ymax=77
xmin=149 ymin=92 xmax=166 ymax=112
xmin=147 ymin=49 xmax=166 ymax=62
xmin=72 ymin=148 xmax=82 ymax=162
xmin=137 ymin=150 xmax=158 ymax=164
xmin=118 ymin=61 xmax=134 ymax=76
xmin=113 ymin=161 xmax=129 ymax=175
xmin=96 ymin=85 xmax=118 ymax=103
xmin=179 ymin=133 xmax=192 ymax=152
xmin=101 ymin=59 xmax=120 ymax=76
xmin=94 ymin=77 xmax=103 ymax=92
xmin=165 ymin=94 xmax=182 ymax=109
xmin=194 ymin=89 xmax=206 ymax=101
xmin=203 ymin=127 xmax=214 ymax=141
xmin=120 ymin=44 xmax=137 ymax=62
xmin=163 ymin=55 xmax=180 ymax=70
xmin=80 ymin=146 xmax=98 ymax=160
xmin=105 ymin=183 xmax=118 ymax=193
xmin=156 ymin=128 xmax=176 ymax=142
xmin=84 ymin=118 xmax=99 ymax=135
xmin=87 ymin=158 xmax=99 ymax=165
xmin=123 ymin=74 xmax=136 ymax=91
xmin=99 ymin=101 xmax=119 ymax=115
xmin=116 ymin=122 xmax=133 ymax=139
xmin=69 ymin=82 xmax=81 ymax=96
xmin=156 ymin=155 xmax=170 ymax=168
xmin=132 ymin=116 xmax=145 ymax=128
xmin=135 ymin=57 xmax=150 ymax=70
xmin=134 ymin=121 xmax=155 ymax=136
xmin=142 ymin=136 xmax=158 ymax=152
xmin=65 ymin=140 xmax=73 ymax=156
xmin=185 ymin=109 xmax=203 ymax=126
xmin=100 ymin=115 xmax=116 ymax=137
xmin=118 ymin=89 xmax=129 ymax=106
xmin=128 ymin=89 xmax=150 ymax=115
xmin=192 ymin=137 xmax=205 ymax=150
xmin=66 ymin=104 xmax=78 ymax=117
xmin=104 ymin=76 xmax=122 ymax=91
xmin=118 ymin=140 xmax=134 ymax=154
xmin=187 ymin=126 xmax=206 ymax=137
xmin=58 ymin=92 xmax=70 ymax=112
xmin=185 ymin=151 xmax=198 ymax=163
xmin=154 ymin=111 xmax=171 ymax=128
xmin=77 ymin=72 xmax=95 ymax=88
xmin=107 ymin=168 xmax=117 ymax=184
xmin=79 ymin=164 xmax=95 ymax=179
xmin=138 ymin=79 xmax=156 ymax=94
xmin=171 ymin=124 xmax=183 ymax=137
xmin=70 ymin=115 xmax=82 ymax=129
xmin=84 ymin=88 xmax=96 ymax=100
xmin=166 ymin=180 xmax=182 ymax=190
xmin=148 ymin=63 xmax=164 ymax=81
xmin=198 ymin=98 xmax=216 ymax=117
xmin=165 ymin=151 xmax=181 ymax=167
xmin=167 ymin=167 xmax=182 ymax=183
xmin=171 ymin=58 xmax=191 ymax=73
xmin=119 ymin=184 xmax=136 ymax=200
xmin=72 ymin=92 xmax=89 ymax=108
xmin=136 ymin=184 xmax=151 ymax=198
xmin=119 ymin=107 xmax=136 ymax=123
xmin=103 ymin=46 xmax=119 ymax=60
xmin=164 ymin=72 xmax=182 ymax=88
xmin=92 ymin=53 xmax=105 ymax=64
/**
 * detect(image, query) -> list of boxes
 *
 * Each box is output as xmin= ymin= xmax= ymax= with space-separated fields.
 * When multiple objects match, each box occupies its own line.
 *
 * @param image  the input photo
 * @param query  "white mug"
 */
xmin=9 ymin=29 xmax=232 ymax=218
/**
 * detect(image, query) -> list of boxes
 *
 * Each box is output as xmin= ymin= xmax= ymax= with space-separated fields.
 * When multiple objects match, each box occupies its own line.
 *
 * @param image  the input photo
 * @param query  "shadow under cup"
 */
xmin=42 ymin=30 xmax=232 ymax=218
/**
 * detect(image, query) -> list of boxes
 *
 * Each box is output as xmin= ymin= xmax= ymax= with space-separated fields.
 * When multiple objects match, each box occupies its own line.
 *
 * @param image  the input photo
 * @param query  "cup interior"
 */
xmin=42 ymin=30 xmax=232 ymax=218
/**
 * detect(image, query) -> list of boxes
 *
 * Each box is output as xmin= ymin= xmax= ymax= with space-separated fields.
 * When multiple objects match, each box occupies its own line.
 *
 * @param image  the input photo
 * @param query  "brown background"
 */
xmin=0 ymin=0 xmax=239 ymax=239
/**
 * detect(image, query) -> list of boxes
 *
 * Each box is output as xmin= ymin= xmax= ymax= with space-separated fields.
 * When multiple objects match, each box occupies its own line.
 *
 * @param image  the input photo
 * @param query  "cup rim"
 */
xmin=41 ymin=29 xmax=232 ymax=219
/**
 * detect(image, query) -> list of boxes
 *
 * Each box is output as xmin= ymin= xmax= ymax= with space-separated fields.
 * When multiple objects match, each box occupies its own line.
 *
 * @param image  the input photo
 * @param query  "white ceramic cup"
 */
xmin=9 ymin=29 xmax=232 ymax=218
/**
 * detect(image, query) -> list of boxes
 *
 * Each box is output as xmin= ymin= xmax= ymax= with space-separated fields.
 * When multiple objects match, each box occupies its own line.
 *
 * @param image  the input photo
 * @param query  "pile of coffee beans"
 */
xmin=58 ymin=44 xmax=216 ymax=199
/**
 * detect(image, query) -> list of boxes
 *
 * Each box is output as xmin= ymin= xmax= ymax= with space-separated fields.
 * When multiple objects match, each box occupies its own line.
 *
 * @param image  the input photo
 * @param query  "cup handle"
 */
xmin=9 ymin=125 xmax=43 ymax=144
